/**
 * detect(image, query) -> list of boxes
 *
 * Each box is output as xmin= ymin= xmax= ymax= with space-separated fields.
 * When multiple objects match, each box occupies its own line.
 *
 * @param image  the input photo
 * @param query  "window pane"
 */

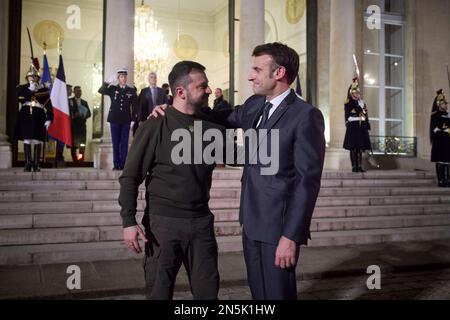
xmin=384 ymin=0 xmax=405 ymax=15
xmin=370 ymin=120 xmax=380 ymax=137
xmin=386 ymin=121 xmax=403 ymax=136
xmin=363 ymin=87 xmax=379 ymax=119
xmin=386 ymin=88 xmax=403 ymax=119
xmin=363 ymin=54 xmax=380 ymax=86
xmin=385 ymin=24 xmax=404 ymax=56
xmin=363 ymin=28 xmax=380 ymax=55
xmin=385 ymin=56 xmax=404 ymax=87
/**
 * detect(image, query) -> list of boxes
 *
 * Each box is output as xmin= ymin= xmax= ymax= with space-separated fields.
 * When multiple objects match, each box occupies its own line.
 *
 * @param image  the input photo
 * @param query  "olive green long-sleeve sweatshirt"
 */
xmin=119 ymin=106 xmax=224 ymax=228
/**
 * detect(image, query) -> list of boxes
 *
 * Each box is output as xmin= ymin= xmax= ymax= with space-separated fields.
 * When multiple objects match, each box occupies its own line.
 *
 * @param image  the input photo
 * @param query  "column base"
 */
xmin=94 ymin=139 xmax=113 ymax=170
xmin=0 ymin=134 xmax=12 ymax=169
xmin=324 ymin=147 xmax=351 ymax=171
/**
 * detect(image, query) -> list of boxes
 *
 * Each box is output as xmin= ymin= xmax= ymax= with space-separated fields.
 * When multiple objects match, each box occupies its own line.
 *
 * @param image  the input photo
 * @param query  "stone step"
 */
xmin=2 ymin=204 xmax=449 ymax=230
xmin=0 ymin=169 xmax=435 ymax=181
xmin=315 ymin=195 xmax=450 ymax=207
xmin=0 ymin=188 xmax=242 ymax=203
xmin=0 ymin=168 xmax=244 ymax=182
xmin=313 ymin=204 xmax=450 ymax=218
xmin=0 ymin=209 xmax=240 ymax=229
xmin=2 ymin=194 xmax=449 ymax=215
xmin=0 ymin=236 xmax=244 ymax=266
xmin=2 ymin=213 xmax=450 ymax=246
xmin=0 ymin=179 xmax=243 ymax=191
xmin=2 ymin=225 xmax=450 ymax=265
xmin=2 ymin=186 xmax=450 ymax=203
xmin=309 ymin=226 xmax=450 ymax=247
xmin=0 ymin=176 xmax=437 ymax=191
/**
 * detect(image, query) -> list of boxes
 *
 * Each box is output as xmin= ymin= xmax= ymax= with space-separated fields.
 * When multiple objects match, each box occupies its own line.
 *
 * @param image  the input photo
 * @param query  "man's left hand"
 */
xmin=275 ymin=236 xmax=297 ymax=270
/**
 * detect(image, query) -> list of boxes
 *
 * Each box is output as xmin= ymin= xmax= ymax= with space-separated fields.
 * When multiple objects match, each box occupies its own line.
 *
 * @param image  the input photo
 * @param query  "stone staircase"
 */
xmin=0 ymin=168 xmax=450 ymax=266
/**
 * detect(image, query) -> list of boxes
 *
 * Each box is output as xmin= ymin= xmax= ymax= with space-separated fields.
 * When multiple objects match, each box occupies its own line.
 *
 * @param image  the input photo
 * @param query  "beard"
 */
xmin=187 ymin=92 xmax=209 ymax=110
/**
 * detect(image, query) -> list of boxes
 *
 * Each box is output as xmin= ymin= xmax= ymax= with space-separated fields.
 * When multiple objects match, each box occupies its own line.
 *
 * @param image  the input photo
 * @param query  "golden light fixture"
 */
xmin=134 ymin=1 xmax=169 ymax=90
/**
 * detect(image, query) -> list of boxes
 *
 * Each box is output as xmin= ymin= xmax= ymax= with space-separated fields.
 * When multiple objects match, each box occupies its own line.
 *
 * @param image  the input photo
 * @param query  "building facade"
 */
xmin=0 ymin=0 xmax=449 ymax=170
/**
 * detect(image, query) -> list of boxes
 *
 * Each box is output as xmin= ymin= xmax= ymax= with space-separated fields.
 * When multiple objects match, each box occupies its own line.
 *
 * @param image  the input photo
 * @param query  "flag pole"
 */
xmin=43 ymin=41 xmax=48 ymax=165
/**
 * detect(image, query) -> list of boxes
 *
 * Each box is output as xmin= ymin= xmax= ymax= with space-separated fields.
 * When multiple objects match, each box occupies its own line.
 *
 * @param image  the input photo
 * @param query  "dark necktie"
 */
xmin=258 ymin=102 xmax=273 ymax=128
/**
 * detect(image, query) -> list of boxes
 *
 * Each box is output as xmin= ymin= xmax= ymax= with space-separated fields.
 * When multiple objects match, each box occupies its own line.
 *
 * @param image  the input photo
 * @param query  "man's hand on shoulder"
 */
xmin=123 ymin=225 xmax=148 ymax=254
xmin=275 ymin=236 xmax=297 ymax=270
xmin=148 ymin=104 xmax=168 ymax=119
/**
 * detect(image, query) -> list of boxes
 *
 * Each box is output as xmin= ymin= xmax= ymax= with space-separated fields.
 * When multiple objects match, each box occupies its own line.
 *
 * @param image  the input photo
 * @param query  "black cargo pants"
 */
xmin=143 ymin=214 xmax=220 ymax=300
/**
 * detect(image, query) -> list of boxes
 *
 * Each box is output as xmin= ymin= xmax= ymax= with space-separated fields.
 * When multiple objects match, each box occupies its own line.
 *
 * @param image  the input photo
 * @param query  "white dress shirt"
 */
xmin=256 ymin=88 xmax=292 ymax=128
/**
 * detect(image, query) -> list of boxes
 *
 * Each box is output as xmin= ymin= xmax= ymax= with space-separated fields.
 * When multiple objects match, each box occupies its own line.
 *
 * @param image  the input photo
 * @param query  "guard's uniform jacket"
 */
xmin=98 ymin=83 xmax=138 ymax=124
xmin=430 ymin=110 xmax=450 ymax=163
xmin=15 ymin=84 xmax=53 ymax=141
xmin=343 ymin=98 xmax=371 ymax=151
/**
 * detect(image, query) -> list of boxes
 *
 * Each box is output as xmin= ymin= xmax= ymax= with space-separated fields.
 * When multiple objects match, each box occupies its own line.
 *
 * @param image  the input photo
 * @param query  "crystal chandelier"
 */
xmin=134 ymin=2 xmax=169 ymax=90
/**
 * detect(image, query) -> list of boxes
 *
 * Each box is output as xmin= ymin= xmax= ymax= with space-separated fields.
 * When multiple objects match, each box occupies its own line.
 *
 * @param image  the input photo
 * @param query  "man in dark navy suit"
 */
xmin=151 ymin=43 xmax=326 ymax=300
xmin=137 ymin=72 xmax=168 ymax=122
xmin=223 ymin=43 xmax=326 ymax=300
xmin=98 ymin=68 xmax=138 ymax=170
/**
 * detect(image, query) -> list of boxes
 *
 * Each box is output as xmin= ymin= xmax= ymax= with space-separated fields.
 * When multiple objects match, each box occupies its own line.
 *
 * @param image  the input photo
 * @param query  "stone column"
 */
xmin=238 ymin=0 xmax=264 ymax=103
xmin=95 ymin=0 xmax=135 ymax=169
xmin=0 ymin=0 xmax=12 ymax=169
xmin=324 ymin=0 xmax=356 ymax=170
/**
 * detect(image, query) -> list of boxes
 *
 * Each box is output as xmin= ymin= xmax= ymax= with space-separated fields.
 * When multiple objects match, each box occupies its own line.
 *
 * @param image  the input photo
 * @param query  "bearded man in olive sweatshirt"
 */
xmin=119 ymin=61 xmax=224 ymax=300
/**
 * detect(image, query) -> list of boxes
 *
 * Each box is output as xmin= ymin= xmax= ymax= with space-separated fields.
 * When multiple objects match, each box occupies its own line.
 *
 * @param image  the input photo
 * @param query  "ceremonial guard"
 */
xmin=430 ymin=89 xmax=450 ymax=187
xmin=343 ymin=78 xmax=372 ymax=172
xmin=69 ymin=86 xmax=91 ymax=162
xmin=98 ymin=68 xmax=138 ymax=170
xmin=15 ymin=68 xmax=53 ymax=172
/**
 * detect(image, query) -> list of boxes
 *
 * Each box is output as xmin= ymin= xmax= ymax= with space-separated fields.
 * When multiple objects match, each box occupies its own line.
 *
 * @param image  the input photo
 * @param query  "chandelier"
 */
xmin=134 ymin=2 xmax=169 ymax=90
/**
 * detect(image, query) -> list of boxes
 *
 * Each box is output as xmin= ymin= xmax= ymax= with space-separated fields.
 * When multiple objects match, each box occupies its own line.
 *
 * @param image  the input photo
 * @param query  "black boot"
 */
xmin=71 ymin=147 xmax=78 ymax=163
xmin=24 ymin=144 xmax=32 ymax=172
xmin=33 ymin=144 xmax=42 ymax=172
xmin=444 ymin=164 xmax=450 ymax=188
xmin=350 ymin=150 xmax=358 ymax=172
xmin=357 ymin=150 xmax=366 ymax=173
xmin=437 ymin=163 xmax=446 ymax=187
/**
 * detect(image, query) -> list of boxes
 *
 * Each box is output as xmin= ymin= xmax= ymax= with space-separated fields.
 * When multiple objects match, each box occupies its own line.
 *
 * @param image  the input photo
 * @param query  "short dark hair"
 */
xmin=74 ymin=86 xmax=81 ymax=91
xmin=252 ymin=42 xmax=299 ymax=85
xmin=168 ymin=61 xmax=206 ymax=96
xmin=162 ymin=83 xmax=170 ymax=89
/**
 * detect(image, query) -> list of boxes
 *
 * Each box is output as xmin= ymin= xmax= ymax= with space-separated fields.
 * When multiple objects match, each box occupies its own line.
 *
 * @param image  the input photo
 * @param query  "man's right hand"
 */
xmin=148 ymin=104 xmax=168 ymax=119
xmin=123 ymin=225 xmax=148 ymax=254
xmin=106 ymin=74 xmax=117 ymax=85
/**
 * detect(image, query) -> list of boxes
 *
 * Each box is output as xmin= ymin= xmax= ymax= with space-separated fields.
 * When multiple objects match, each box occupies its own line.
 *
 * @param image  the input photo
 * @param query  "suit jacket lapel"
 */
xmin=255 ymin=90 xmax=296 ymax=152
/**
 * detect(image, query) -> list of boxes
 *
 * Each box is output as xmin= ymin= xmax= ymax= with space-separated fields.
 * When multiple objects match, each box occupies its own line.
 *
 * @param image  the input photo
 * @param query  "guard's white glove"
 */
xmin=434 ymin=127 xmax=441 ymax=133
xmin=45 ymin=121 xmax=51 ymax=130
xmin=106 ymin=74 xmax=117 ymax=85
xmin=130 ymin=122 xmax=135 ymax=129
xmin=445 ymin=129 xmax=450 ymax=134
xmin=28 ymin=82 xmax=36 ymax=91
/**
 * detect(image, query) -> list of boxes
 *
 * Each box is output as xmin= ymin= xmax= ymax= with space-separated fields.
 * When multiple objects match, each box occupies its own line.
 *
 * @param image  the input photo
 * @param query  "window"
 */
xmin=363 ymin=0 xmax=406 ymax=137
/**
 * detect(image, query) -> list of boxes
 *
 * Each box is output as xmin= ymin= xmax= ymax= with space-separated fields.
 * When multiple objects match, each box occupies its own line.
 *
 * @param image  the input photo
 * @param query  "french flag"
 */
xmin=48 ymin=55 xmax=72 ymax=147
